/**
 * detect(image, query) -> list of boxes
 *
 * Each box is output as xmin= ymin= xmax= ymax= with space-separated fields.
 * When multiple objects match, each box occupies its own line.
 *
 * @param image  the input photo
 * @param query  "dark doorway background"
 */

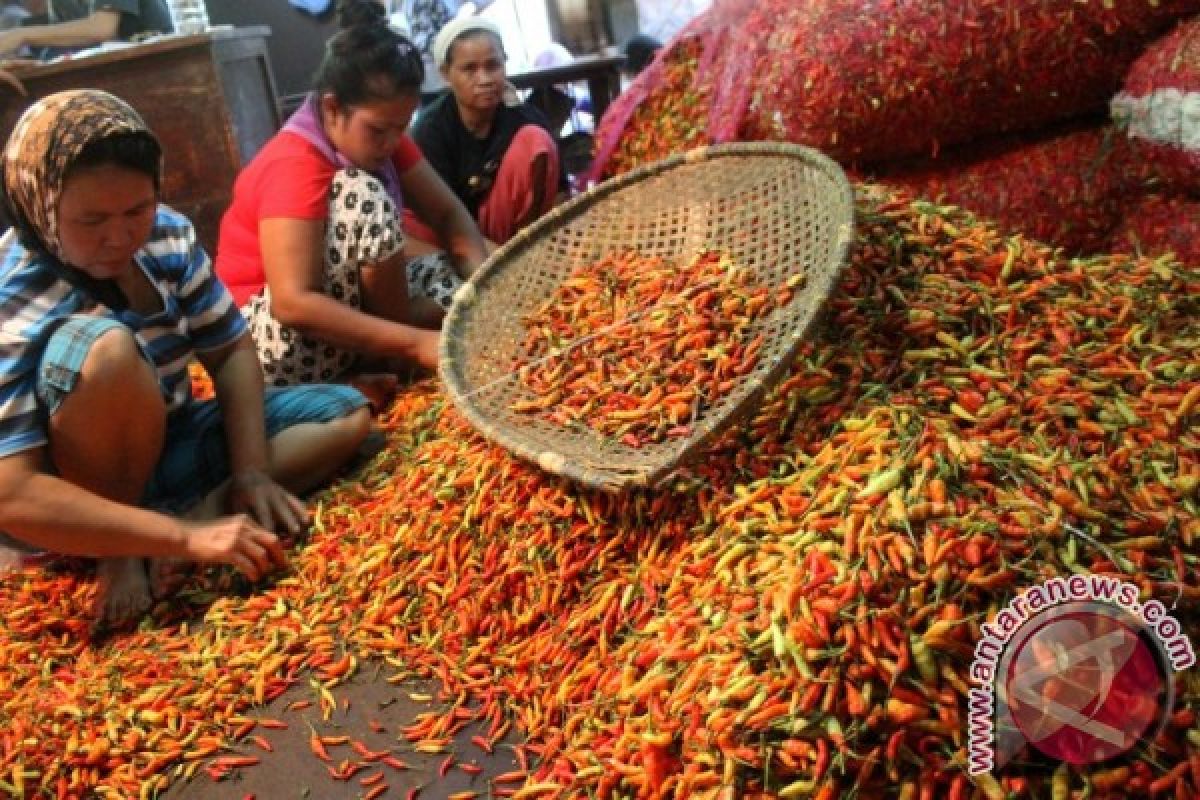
xmin=206 ymin=0 xmax=337 ymax=117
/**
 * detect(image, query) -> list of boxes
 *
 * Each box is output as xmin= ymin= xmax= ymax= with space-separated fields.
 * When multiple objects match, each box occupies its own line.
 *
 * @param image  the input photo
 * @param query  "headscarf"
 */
xmin=432 ymin=15 xmax=502 ymax=69
xmin=282 ymin=94 xmax=406 ymax=215
xmin=3 ymin=89 xmax=157 ymax=261
xmin=1 ymin=89 xmax=159 ymax=308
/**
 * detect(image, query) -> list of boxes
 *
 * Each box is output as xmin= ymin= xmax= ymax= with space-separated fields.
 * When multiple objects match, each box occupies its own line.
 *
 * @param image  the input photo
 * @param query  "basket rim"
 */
xmin=438 ymin=141 xmax=856 ymax=492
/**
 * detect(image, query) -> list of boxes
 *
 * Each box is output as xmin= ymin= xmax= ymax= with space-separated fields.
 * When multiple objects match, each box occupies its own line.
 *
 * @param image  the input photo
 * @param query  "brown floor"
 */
xmin=163 ymin=667 xmax=520 ymax=800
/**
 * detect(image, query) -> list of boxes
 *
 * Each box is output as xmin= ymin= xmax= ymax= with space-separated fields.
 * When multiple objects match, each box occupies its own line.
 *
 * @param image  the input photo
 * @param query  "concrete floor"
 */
xmin=164 ymin=668 xmax=520 ymax=800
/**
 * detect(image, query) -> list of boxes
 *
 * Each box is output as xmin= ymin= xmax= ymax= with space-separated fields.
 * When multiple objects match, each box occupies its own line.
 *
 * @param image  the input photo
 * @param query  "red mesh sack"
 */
xmin=873 ymin=123 xmax=1134 ymax=255
xmin=1108 ymin=191 xmax=1200 ymax=265
xmin=589 ymin=34 xmax=712 ymax=184
xmin=1111 ymin=17 xmax=1200 ymax=196
xmin=590 ymin=0 xmax=1200 ymax=180
xmin=589 ymin=18 xmax=716 ymax=183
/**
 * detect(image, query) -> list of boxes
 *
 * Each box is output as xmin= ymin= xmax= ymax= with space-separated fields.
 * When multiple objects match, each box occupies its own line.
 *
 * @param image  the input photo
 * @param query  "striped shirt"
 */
xmin=0 ymin=205 xmax=247 ymax=459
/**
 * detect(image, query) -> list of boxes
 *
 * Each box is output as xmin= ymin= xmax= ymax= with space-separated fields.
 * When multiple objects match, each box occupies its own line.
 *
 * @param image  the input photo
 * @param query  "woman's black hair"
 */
xmin=622 ymin=33 xmax=662 ymax=76
xmin=314 ymin=0 xmax=425 ymax=106
xmin=335 ymin=0 xmax=384 ymax=28
xmin=69 ymin=131 xmax=162 ymax=191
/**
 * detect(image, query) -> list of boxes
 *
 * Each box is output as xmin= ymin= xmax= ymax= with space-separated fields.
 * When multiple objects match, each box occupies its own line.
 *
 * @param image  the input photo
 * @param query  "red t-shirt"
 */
xmin=215 ymin=132 xmax=423 ymax=307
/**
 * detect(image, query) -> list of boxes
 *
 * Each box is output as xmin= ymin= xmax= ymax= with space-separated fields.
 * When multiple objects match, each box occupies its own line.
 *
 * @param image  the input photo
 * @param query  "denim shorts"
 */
xmin=35 ymin=315 xmax=367 ymax=513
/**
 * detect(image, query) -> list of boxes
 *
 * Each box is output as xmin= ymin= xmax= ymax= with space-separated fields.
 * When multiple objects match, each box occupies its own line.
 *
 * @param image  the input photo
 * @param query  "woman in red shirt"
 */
xmin=216 ymin=0 xmax=487 ymax=391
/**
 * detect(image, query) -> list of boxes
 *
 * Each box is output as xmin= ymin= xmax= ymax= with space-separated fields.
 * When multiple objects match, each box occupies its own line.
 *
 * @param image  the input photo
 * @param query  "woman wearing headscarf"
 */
xmin=0 ymin=89 xmax=372 ymax=631
xmin=410 ymin=14 xmax=562 ymax=244
xmin=217 ymin=0 xmax=487 ymax=396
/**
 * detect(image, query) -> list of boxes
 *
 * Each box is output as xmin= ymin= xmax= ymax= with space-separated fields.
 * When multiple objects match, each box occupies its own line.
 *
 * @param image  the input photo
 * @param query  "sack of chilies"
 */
xmin=873 ymin=123 xmax=1133 ymax=256
xmin=1111 ymin=16 xmax=1200 ymax=196
xmin=1108 ymin=192 xmax=1200 ymax=265
xmin=590 ymin=0 xmax=1200 ymax=180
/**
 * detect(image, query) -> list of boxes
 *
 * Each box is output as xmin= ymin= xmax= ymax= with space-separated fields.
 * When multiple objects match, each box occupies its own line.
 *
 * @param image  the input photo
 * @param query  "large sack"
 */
xmin=588 ymin=35 xmax=712 ymax=186
xmin=873 ymin=123 xmax=1135 ymax=255
xmin=1108 ymin=191 xmax=1200 ymax=265
xmin=591 ymin=0 xmax=1200 ymax=180
xmin=1111 ymin=17 xmax=1200 ymax=196
xmin=590 ymin=19 xmax=716 ymax=183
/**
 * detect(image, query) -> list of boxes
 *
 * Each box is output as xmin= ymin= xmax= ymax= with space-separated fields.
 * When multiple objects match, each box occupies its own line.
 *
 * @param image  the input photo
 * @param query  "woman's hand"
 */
xmin=399 ymin=159 xmax=489 ymax=279
xmin=0 ymin=64 xmax=30 ymax=95
xmin=182 ymin=514 xmax=288 ymax=581
xmin=227 ymin=469 xmax=308 ymax=538
xmin=413 ymin=328 xmax=441 ymax=370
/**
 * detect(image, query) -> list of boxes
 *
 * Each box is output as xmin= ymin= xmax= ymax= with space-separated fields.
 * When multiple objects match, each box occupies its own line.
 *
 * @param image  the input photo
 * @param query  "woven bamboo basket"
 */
xmin=439 ymin=142 xmax=855 ymax=492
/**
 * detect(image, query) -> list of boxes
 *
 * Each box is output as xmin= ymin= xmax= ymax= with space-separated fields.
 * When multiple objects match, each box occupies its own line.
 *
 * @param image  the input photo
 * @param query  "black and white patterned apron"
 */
xmin=242 ymin=168 xmax=462 ymax=387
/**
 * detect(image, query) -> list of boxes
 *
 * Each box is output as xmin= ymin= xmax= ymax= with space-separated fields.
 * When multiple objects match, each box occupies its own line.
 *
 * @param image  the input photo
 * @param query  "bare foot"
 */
xmin=149 ymin=486 xmax=228 ymax=597
xmin=91 ymin=557 xmax=152 ymax=634
xmin=348 ymin=372 xmax=400 ymax=413
xmin=148 ymin=557 xmax=194 ymax=601
xmin=0 ymin=544 xmax=21 ymax=574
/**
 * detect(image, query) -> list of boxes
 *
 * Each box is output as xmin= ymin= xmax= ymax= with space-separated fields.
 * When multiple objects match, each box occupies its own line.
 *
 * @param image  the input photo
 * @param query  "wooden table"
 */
xmin=421 ymin=52 xmax=626 ymax=124
xmin=0 ymin=27 xmax=280 ymax=254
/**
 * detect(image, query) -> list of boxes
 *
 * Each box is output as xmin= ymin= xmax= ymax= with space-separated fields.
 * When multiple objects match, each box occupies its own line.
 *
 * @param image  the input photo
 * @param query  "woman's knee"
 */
xmin=79 ymin=328 xmax=163 ymax=416
xmin=41 ymin=318 xmax=165 ymax=491
xmin=512 ymin=123 xmax=557 ymax=154
xmin=327 ymin=404 xmax=372 ymax=449
xmin=500 ymin=126 xmax=554 ymax=174
xmin=84 ymin=326 xmax=152 ymax=379
xmin=43 ymin=318 xmax=162 ymax=428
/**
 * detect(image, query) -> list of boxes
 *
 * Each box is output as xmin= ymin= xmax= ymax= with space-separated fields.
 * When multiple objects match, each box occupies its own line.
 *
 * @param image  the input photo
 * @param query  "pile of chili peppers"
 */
xmin=596 ymin=0 xmax=1199 ymax=177
xmin=591 ymin=36 xmax=710 ymax=185
xmin=875 ymin=123 xmax=1135 ymax=256
xmin=0 ymin=185 xmax=1195 ymax=799
xmin=592 ymin=1 xmax=1200 ymax=263
xmin=510 ymin=249 xmax=783 ymax=448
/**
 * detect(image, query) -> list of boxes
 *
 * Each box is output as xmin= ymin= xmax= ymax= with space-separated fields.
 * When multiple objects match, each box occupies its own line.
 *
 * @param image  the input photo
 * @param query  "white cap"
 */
xmin=432 ymin=15 xmax=503 ymax=68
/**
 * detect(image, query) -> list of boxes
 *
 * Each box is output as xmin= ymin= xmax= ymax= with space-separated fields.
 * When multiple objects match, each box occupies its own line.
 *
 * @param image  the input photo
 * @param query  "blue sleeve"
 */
xmin=0 ymin=350 xmax=46 ymax=459
xmin=0 ymin=248 xmax=53 ymax=459
xmin=159 ymin=211 xmax=248 ymax=351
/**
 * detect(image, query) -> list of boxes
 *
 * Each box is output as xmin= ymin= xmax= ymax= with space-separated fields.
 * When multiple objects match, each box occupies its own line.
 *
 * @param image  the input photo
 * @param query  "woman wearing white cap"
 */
xmin=410 ymin=13 xmax=561 ymax=244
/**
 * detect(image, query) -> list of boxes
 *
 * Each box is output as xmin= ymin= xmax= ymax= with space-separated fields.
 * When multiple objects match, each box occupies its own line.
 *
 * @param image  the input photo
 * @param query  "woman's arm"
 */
xmin=0 ymin=449 xmax=189 ymax=557
xmin=197 ymin=334 xmax=270 ymax=480
xmin=400 ymin=159 xmax=489 ymax=280
xmin=0 ymin=449 xmax=285 ymax=578
xmin=0 ymin=9 xmax=119 ymax=53
xmin=196 ymin=333 xmax=306 ymax=535
xmin=260 ymin=216 xmax=438 ymax=365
